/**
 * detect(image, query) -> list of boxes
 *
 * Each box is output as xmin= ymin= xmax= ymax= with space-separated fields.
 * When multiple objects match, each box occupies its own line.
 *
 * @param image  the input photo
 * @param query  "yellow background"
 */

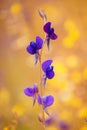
xmin=0 ymin=0 xmax=87 ymax=130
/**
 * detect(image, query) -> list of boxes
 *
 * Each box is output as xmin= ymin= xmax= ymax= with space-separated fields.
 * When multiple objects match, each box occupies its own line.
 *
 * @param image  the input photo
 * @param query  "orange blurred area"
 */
xmin=0 ymin=0 xmax=87 ymax=130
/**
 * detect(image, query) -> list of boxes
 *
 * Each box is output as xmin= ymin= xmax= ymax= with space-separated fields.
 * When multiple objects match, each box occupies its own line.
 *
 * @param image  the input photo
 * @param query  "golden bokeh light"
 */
xmin=66 ymin=55 xmax=78 ymax=68
xmin=63 ymin=20 xmax=80 ymax=48
xmin=10 ymin=3 xmax=22 ymax=15
xmin=12 ymin=104 xmax=25 ymax=116
xmin=83 ymin=67 xmax=87 ymax=80
xmin=0 ymin=0 xmax=87 ymax=130
xmin=71 ymin=70 xmax=82 ymax=83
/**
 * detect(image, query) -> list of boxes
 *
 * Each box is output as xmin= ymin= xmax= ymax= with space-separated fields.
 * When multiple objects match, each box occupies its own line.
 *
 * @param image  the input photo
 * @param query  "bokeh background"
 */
xmin=0 ymin=0 xmax=87 ymax=130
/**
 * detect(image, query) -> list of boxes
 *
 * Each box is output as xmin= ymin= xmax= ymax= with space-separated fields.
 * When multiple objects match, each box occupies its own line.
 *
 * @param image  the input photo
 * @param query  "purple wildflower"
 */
xmin=43 ymin=22 xmax=57 ymax=49
xmin=38 ymin=94 xmax=54 ymax=115
xmin=26 ymin=36 xmax=43 ymax=64
xmin=45 ymin=116 xmax=54 ymax=126
xmin=59 ymin=121 xmax=70 ymax=130
xmin=24 ymin=83 xmax=38 ymax=106
xmin=42 ymin=60 xmax=55 ymax=85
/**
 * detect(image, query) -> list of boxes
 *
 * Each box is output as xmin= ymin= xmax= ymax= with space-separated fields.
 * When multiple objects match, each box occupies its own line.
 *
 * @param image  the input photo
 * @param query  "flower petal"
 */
xmin=50 ymin=33 xmax=57 ymax=40
xmin=45 ymin=117 xmax=53 ymax=126
xmin=59 ymin=121 xmax=70 ymax=130
xmin=36 ymin=36 xmax=43 ymax=50
xmin=42 ymin=60 xmax=53 ymax=72
xmin=43 ymin=22 xmax=51 ymax=33
xmin=46 ymin=70 xmax=55 ymax=79
xmin=43 ymin=95 xmax=54 ymax=108
xmin=24 ymin=87 xmax=34 ymax=96
xmin=26 ymin=42 xmax=37 ymax=54
xmin=38 ymin=94 xmax=42 ymax=104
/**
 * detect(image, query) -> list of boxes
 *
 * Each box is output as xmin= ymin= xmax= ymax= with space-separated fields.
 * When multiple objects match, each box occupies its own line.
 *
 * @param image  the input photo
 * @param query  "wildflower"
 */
xmin=38 ymin=94 xmax=54 ymax=115
xmin=45 ymin=116 xmax=54 ymax=126
xmin=26 ymin=36 xmax=43 ymax=64
xmin=59 ymin=121 xmax=70 ymax=130
xmin=43 ymin=22 xmax=57 ymax=49
xmin=24 ymin=83 xmax=38 ymax=106
xmin=42 ymin=60 xmax=55 ymax=85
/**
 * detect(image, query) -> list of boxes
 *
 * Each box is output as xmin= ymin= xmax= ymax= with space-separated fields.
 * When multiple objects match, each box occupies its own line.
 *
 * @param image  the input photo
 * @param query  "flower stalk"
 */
xmin=24 ymin=9 xmax=58 ymax=130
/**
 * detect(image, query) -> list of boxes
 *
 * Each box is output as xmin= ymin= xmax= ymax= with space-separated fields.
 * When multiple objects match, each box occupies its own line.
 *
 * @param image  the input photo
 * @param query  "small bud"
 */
xmin=38 ymin=115 xmax=44 ymax=124
xmin=38 ymin=9 xmax=47 ymax=23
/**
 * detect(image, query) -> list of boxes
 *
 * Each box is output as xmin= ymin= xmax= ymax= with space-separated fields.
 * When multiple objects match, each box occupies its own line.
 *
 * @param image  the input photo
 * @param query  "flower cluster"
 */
xmin=24 ymin=11 xmax=57 ymax=128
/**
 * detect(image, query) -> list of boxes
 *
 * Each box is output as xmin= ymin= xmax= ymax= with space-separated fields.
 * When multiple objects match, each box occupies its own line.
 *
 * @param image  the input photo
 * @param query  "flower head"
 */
xmin=38 ymin=94 xmax=54 ymax=115
xmin=38 ymin=94 xmax=54 ymax=108
xmin=42 ymin=60 xmax=55 ymax=85
xmin=26 ymin=36 xmax=43 ymax=64
xmin=43 ymin=22 xmax=57 ymax=49
xmin=24 ymin=83 xmax=38 ymax=106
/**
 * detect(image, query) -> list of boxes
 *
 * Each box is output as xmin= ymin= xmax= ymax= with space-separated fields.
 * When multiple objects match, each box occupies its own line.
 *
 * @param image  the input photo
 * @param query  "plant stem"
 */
xmin=38 ymin=10 xmax=47 ymax=129
xmin=39 ymin=55 xmax=45 ymax=130
xmin=39 ymin=37 xmax=46 ymax=130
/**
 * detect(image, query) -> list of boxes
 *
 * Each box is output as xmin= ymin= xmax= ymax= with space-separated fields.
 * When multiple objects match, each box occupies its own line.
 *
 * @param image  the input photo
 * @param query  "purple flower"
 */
xmin=42 ymin=60 xmax=55 ymax=85
xmin=59 ymin=121 xmax=70 ymax=130
xmin=26 ymin=36 xmax=43 ymax=64
xmin=43 ymin=22 xmax=57 ymax=49
xmin=38 ymin=94 xmax=54 ymax=115
xmin=45 ymin=116 xmax=54 ymax=126
xmin=24 ymin=83 xmax=38 ymax=106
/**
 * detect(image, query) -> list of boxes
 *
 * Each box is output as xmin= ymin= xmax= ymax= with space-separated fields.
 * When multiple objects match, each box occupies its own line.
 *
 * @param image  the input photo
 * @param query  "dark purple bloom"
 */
xmin=43 ymin=22 xmax=57 ymax=49
xmin=26 ymin=36 xmax=43 ymax=64
xmin=42 ymin=60 xmax=55 ymax=85
xmin=45 ymin=116 xmax=54 ymax=126
xmin=38 ymin=94 xmax=54 ymax=109
xmin=24 ymin=83 xmax=38 ymax=106
xmin=59 ymin=121 xmax=70 ymax=130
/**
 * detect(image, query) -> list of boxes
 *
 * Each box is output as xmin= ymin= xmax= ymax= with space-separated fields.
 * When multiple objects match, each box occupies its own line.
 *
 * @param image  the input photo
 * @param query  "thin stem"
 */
xmin=39 ymin=37 xmax=46 ymax=130
xmin=38 ymin=10 xmax=47 ymax=129
xmin=39 ymin=53 xmax=45 ymax=130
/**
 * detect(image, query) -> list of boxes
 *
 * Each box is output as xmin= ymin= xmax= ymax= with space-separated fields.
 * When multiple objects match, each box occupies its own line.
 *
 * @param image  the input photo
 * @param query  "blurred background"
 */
xmin=0 ymin=0 xmax=87 ymax=130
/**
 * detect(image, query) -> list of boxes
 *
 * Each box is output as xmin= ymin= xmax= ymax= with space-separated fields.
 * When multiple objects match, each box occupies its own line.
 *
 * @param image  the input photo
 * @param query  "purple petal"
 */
xmin=43 ymin=95 xmax=54 ymax=108
xmin=50 ymin=33 xmax=57 ymax=40
xmin=59 ymin=121 xmax=70 ymax=130
xmin=36 ymin=36 xmax=43 ymax=50
xmin=38 ymin=94 xmax=42 ymax=104
xmin=26 ymin=42 xmax=37 ymax=54
xmin=24 ymin=87 xmax=34 ymax=96
xmin=42 ymin=60 xmax=53 ymax=72
xmin=43 ymin=22 xmax=51 ymax=34
xmin=46 ymin=70 xmax=55 ymax=79
xmin=45 ymin=117 xmax=53 ymax=126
